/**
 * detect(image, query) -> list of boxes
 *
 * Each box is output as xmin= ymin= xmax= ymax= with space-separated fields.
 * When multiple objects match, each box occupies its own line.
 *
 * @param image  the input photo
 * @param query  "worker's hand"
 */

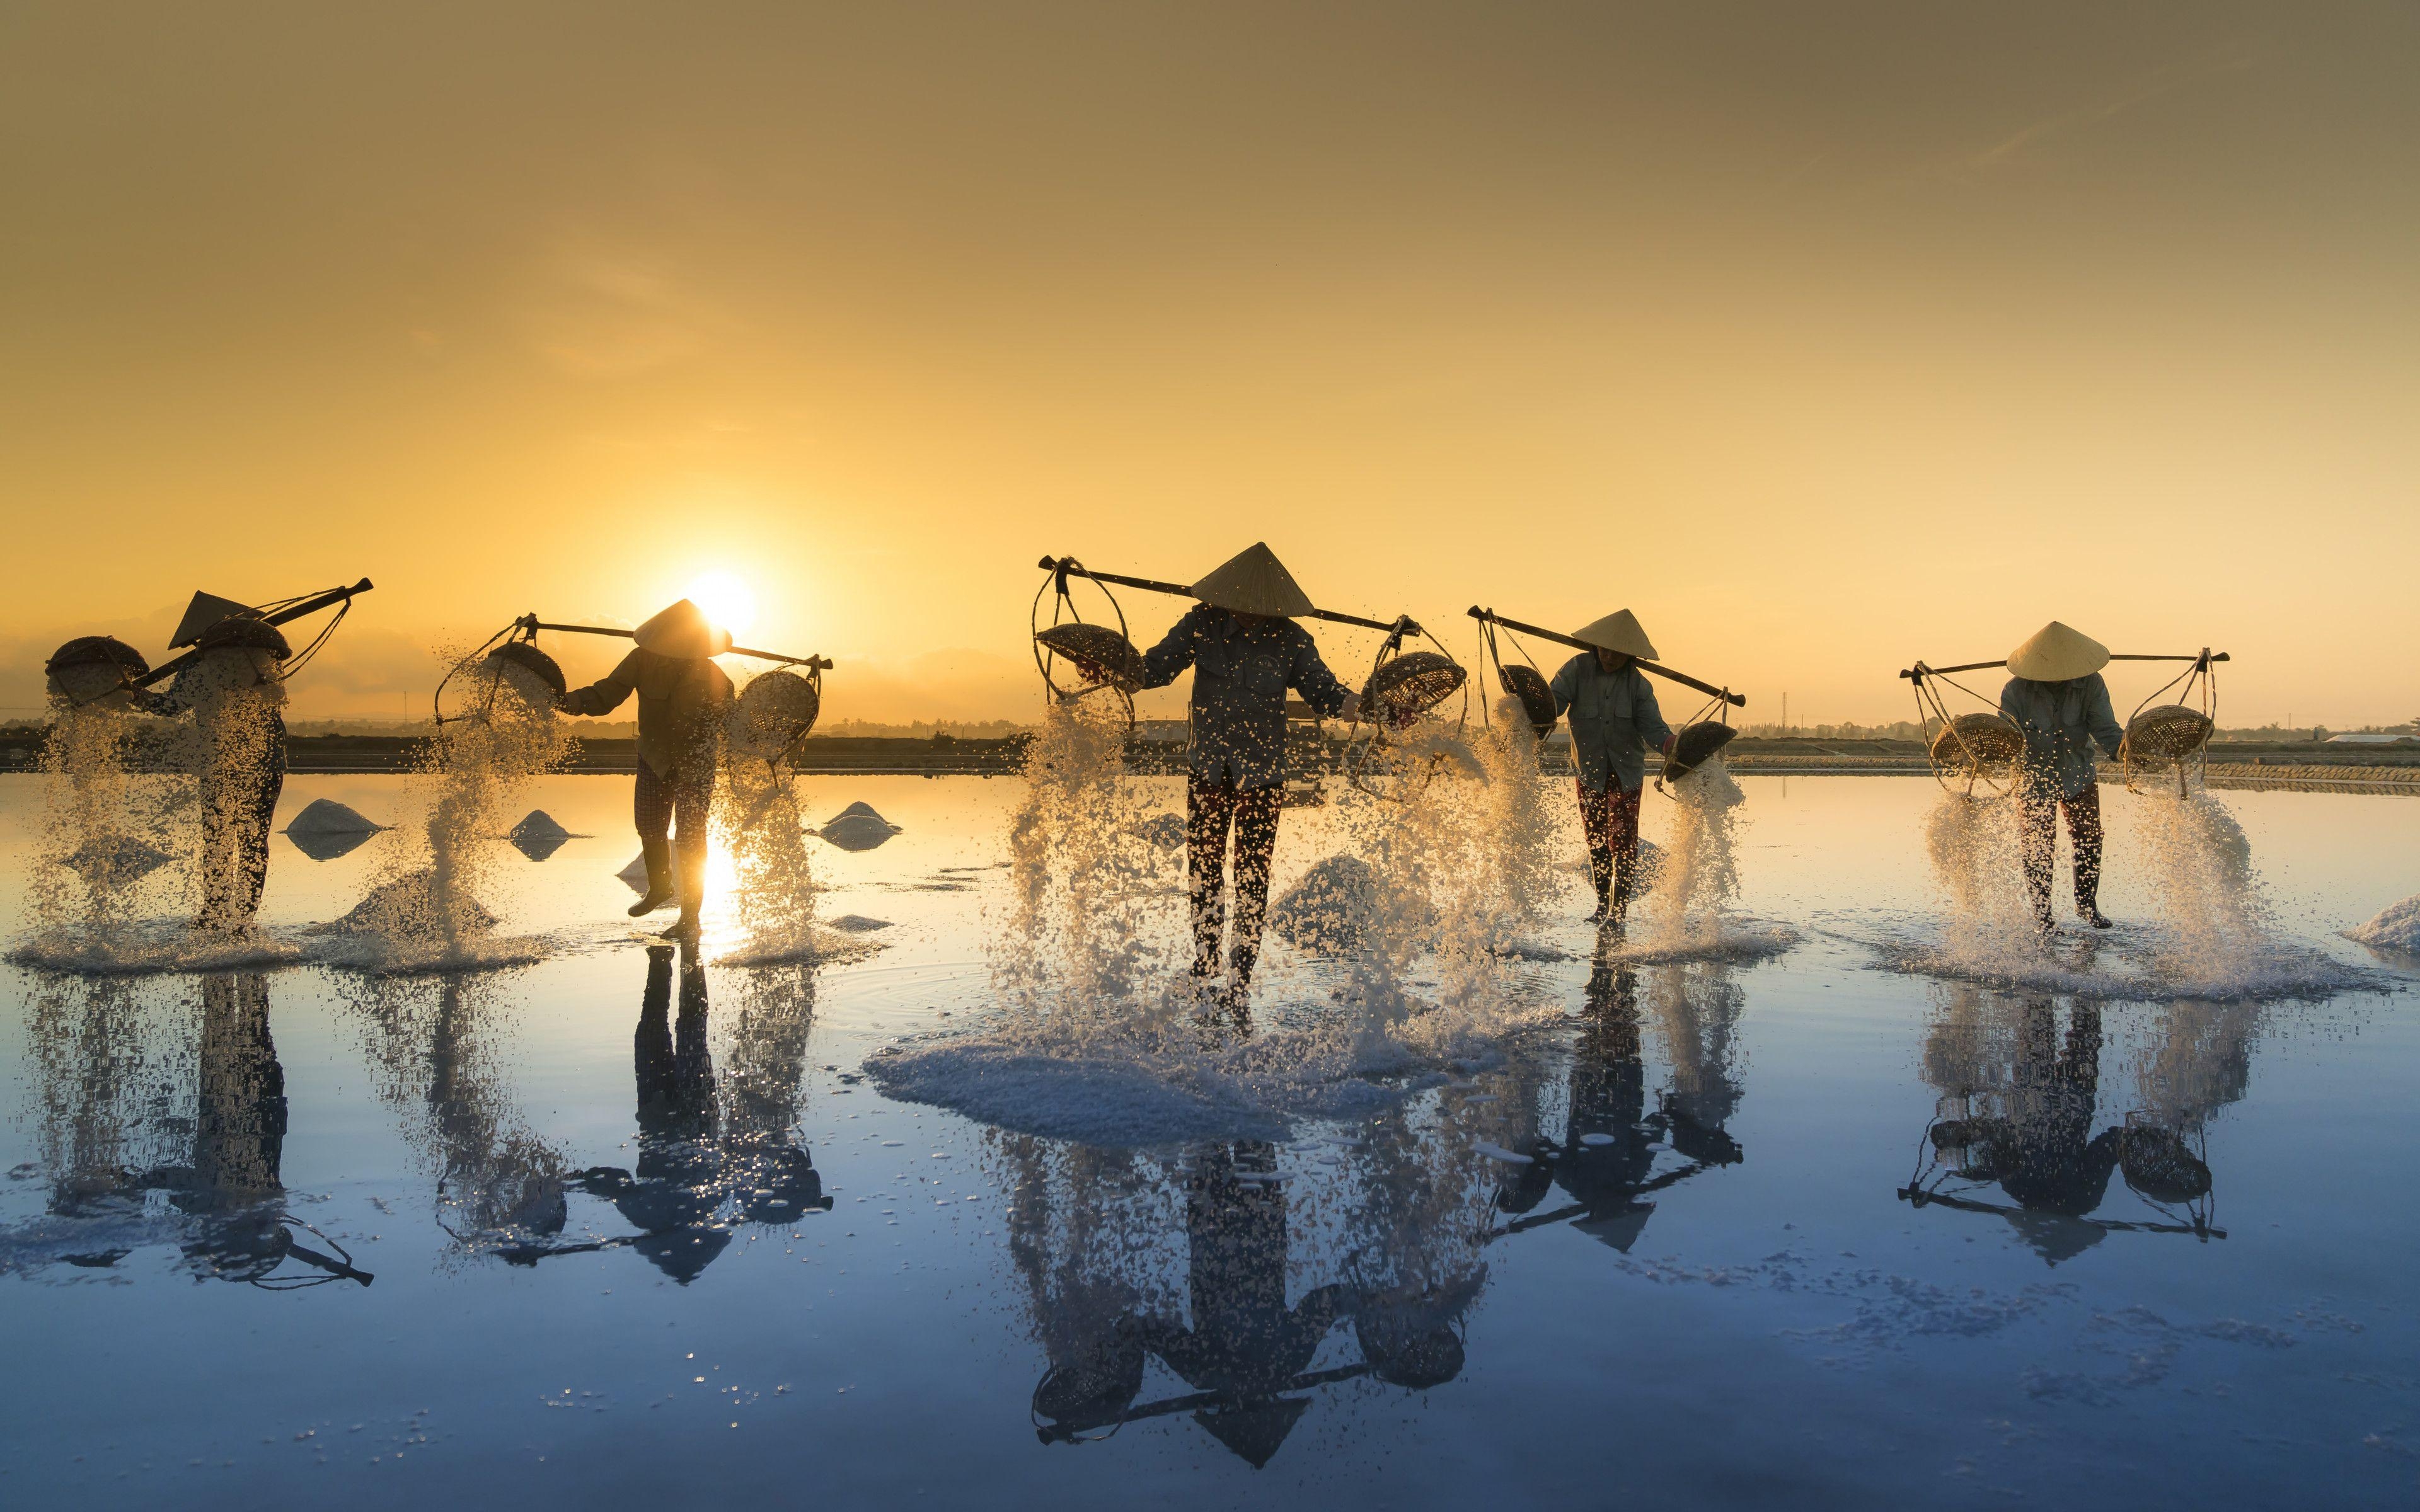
xmin=1339 ymin=692 xmax=1363 ymax=723
xmin=1662 ymin=733 xmax=1676 ymax=756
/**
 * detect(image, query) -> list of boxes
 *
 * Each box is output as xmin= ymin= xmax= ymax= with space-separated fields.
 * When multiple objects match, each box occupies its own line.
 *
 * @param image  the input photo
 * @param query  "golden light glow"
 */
xmin=685 ymin=573 xmax=758 ymax=640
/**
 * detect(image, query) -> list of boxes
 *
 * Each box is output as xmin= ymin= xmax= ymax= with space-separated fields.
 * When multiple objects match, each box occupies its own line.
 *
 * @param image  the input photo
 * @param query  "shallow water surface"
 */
xmin=1 ymin=773 xmax=2415 ymax=1508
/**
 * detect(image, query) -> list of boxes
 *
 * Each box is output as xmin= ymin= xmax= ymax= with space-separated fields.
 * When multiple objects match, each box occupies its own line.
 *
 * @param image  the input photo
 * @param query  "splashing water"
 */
xmin=329 ymin=651 xmax=570 ymax=968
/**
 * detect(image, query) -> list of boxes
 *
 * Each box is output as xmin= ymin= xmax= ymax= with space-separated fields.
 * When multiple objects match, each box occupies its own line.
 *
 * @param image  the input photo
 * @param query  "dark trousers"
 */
xmin=202 ymin=742 xmax=286 ymax=924
xmin=2019 ymin=780 xmax=2104 ymax=919
xmin=634 ymin=760 xmax=715 ymax=864
xmin=1576 ymin=779 xmax=1644 ymax=900
xmin=1188 ymin=775 xmax=1284 ymax=974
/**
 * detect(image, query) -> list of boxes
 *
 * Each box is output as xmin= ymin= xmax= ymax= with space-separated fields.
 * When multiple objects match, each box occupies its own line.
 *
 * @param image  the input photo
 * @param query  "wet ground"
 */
xmin=2 ymin=773 xmax=2416 ymax=1509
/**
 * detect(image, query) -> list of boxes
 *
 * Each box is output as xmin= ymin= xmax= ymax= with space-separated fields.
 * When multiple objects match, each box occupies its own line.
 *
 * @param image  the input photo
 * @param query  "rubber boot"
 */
xmin=1606 ymin=860 xmax=1635 ymax=931
xmin=2076 ymin=883 xmax=2112 ymax=930
xmin=627 ymin=837 xmax=676 ymax=918
xmin=659 ymin=845 xmax=706 ymax=940
xmin=1586 ymin=845 xmax=1614 ymax=922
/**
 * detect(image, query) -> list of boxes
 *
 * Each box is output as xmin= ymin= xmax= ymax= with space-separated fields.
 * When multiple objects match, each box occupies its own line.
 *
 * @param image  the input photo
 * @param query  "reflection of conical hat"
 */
xmin=634 ymin=600 xmax=734 ymax=658
xmin=1190 ymin=542 xmax=1315 ymax=618
xmin=1570 ymin=610 xmax=1658 ymax=660
xmin=2007 ymin=621 xmax=2109 ymax=682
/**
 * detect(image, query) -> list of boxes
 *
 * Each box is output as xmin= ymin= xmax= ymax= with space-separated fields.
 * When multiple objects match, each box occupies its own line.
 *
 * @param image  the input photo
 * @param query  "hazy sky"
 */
xmin=6 ymin=2 xmax=2416 ymax=726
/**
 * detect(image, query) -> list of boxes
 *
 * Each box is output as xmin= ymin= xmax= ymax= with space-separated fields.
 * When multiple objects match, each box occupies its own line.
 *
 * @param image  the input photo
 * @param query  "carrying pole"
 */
xmin=1038 ymin=556 xmax=1418 ymax=636
xmin=1901 ymin=651 xmax=2228 ymax=683
xmin=1465 ymin=606 xmax=1746 ymax=707
xmin=132 ymin=578 xmax=376 ymax=689
xmin=515 ymin=616 xmax=833 ymax=671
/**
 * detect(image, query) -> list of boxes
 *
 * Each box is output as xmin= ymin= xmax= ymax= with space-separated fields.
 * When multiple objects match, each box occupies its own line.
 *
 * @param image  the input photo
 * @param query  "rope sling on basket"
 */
xmin=1899 ymin=647 xmax=2228 ymax=796
xmin=1466 ymin=606 xmax=1744 ymax=793
xmin=1339 ymin=614 xmax=1469 ymax=802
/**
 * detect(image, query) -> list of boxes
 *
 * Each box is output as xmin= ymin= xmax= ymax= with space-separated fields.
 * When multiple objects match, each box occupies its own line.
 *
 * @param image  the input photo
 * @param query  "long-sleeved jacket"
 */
xmin=563 ymin=650 xmax=733 ymax=778
xmin=1550 ymin=653 xmax=1673 ymax=794
xmin=1140 ymin=604 xmax=1352 ymax=789
xmin=1999 ymin=673 xmax=2123 ymax=798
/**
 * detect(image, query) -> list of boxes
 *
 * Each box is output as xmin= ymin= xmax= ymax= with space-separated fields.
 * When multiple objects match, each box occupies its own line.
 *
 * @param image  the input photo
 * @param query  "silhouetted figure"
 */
xmin=134 ymin=619 xmax=293 ymax=929
xmin=1547 ymin=610 xmax=1674 ymax=925
xmin=1138 ymin=544 xmax=1358 ymax=995
xmin=2000 ymin=621 xmax=2126 ymax=933
xmin=558 ymin=599 xmax=734 ymax=940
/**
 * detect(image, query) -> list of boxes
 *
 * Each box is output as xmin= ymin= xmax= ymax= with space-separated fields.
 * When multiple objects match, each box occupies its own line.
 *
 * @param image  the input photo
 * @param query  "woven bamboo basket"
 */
xmin=1034 ymin=622 xmax=1147 ymax=692
xmin=44 ymin=636 xmax=151 ymax=702
xmin=1496 ymin=663 xmax=1557 ymax=736
xmin=1928 ymin=711 xmax=2024 ymax=769
xmin=728 ymin=668 xmax=823 ymax=760
xmin=1363 ymin=651 xmax=1466 ymax=730
xmin=1662 ymin=721 xmax=1737 ymax=782
xmin=2120 ymin=704 xmax=2214 ymax=767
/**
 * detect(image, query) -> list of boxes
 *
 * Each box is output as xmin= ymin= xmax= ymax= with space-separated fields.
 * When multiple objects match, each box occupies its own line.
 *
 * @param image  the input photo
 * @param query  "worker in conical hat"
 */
xmin=130 ymin=615 xmax=295 ymax=931
xmin=1138 ymin=544 xmax=1360 ymax=997
xmin=557 ymin=600 xmax=735 ymax=941
xmin=1547 ymin=610 xmax=1674 ymax=925
xmin=2000 ymin=622 xmax=2125 ymax=934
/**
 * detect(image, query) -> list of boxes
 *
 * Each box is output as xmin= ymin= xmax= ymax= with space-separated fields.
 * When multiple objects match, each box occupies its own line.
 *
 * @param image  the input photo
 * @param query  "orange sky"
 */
xmin=5 ymin=3 xmax=2416 ymax=727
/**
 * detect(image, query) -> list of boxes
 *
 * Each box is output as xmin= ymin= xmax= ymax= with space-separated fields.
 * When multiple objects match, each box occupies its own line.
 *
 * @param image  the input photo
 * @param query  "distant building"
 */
xmin=2325 ymin=732 xmax=2416 ymax=745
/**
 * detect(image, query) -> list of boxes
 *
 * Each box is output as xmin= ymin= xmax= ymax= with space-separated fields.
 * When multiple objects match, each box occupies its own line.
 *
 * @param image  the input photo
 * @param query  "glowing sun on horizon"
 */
xmin=685 ymin=571 xmax=759 ymax=639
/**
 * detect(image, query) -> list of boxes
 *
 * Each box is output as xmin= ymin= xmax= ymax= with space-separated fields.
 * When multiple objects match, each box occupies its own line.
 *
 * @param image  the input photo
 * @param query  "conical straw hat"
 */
xmin=1191 ymin=542 xmax=1315 ymax=619
xmin=1570 ymin=610 xmax=1658 ymax=660
xmin=2007 ymin=621 xmax=2109 ymax=682
xmin=635 ymin=599 xmax=734 ymax=658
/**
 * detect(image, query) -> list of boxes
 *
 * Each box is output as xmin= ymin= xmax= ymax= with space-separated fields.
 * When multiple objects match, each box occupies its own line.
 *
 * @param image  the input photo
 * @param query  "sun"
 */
xmin=684 ymin=571 xmax=758 ymax=639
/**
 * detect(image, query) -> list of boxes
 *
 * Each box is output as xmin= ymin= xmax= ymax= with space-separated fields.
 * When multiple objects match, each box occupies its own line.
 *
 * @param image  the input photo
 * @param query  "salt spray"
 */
xmin=712 ymin=670 xmax=826 ymax=965
xmin=2118 ymin=779 xmax=2273 ymax=985
xmin=1645 ymin=755 xmax=1746 ymax=952
xmin=1922 ymin=788 xmax=2036 ymax=970
xmin=333 ymin=650 xmax=570 ymax=967
xmin=27 ymin=696 xmax=188 ymax=951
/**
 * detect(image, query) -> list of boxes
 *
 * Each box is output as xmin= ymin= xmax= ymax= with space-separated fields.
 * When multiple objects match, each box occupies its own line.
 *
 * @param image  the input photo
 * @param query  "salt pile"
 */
xmin=507 ymin=810 xmax=570 ymax=842
xmin=285 ymin=799 xmax=383 ymax=836
xmin=1270 ymin=855 xmax=1391 ymax=953
xmin=2346 ymin=893 xmax=2420 ymax=954
xmin=505 ymin=808 xmax=573 ymax=862
xmin=817 ymin=801 xmax=900 ymax=852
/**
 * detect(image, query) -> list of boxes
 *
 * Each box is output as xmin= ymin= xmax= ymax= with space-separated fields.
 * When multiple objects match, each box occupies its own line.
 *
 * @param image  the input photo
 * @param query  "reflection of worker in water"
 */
xmin=1930 ymin=999 xmax=2120 ymax=1264
xmin=573 ymin=945 xmax=831 ymax=1282
xmin=133 ymin=618 xmax=292 ymax=931
xmin=2000 ymin=622 xmax=2126 ymax=934
xmin=1138 ymin=1141 xmax=1352 ymax=1466
xmin=557 ymin=600 xmax=735 ymax=941
xmin=1138 ymin=545 xmax=1359 ymax=994
xmin=1548 ymin=612 xmax=1674 ymax=927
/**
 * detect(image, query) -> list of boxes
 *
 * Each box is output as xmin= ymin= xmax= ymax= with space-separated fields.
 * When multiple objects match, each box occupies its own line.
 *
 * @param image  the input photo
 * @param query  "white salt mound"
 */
xmin=509 ymin=810 xmax=572 ymax=842
xmin=818 ymin=803 xmax=901 ymax=852
xmin=332 ymin=871 xmax=499 ymax=935
xmin=285 ymin=798 xmax=383 ymax=835
xmin=1269 ymin=854 xmax=1383 ymax=953
xmin=827 ymin=915 xmax=894 ymax=932
xmin=2348 ymin=894 xmax=2420 ymax=954
xmin=617 ymin=852 xmax=650 ymax=889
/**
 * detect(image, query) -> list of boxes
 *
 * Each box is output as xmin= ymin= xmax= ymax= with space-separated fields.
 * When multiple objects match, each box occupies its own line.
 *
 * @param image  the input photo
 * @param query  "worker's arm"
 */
xmin=1137 ymin=605 xmax=1206 ymax=691
xmin=2085 ymin=675 xmax=2126 ymax=760
xmin=1632 ymin=673 xmax=1675 ymax=754
xmin=560 ymin=650 xmax=643 ymax=717
xmin=1548 ymin=655 xmax=1582 ymax=719
xmin=1286 ymin=632 xmax=1359 ymax=722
